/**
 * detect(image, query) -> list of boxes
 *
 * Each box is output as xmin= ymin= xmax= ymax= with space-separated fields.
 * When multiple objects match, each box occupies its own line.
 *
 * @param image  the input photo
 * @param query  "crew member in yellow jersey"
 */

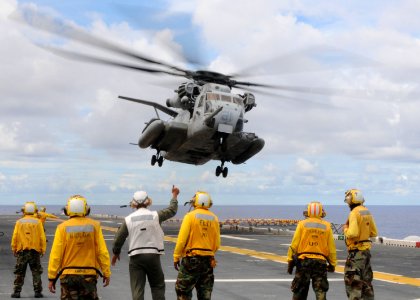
xmin=35 ymin=207 xmax=58 ymax=228
xmin=343 ymin=189 xmax=378 ymax=300
xmin=287 ymin=201 xmax=337 ymax=300
xmin=48 ymin=195 xmax=111 ymax=299
xmin=174 ymin=191 xmax=220 ymax=300
xmin=11 ymin=201 xmax=46 ymax=298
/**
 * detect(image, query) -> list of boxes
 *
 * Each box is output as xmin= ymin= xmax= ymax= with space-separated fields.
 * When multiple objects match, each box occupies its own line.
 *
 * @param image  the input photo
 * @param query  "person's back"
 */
xmin=48 ymin=195 xmax=111 ymax=299
xmin=11 ymin=201 xmax=46 ymax=298
xmin=112 ymin=186 xmax=179 ymax=300
xmin=174 ymin=191 xmax=221 ymax=300
xmin=287 ymin=201 xmax=336 ymax=300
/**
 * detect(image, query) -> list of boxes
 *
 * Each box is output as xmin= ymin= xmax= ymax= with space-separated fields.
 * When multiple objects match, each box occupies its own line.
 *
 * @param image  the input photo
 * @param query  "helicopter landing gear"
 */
xmin=151 ymin=152 xmax=164 ymax=167
xmin=215 ymin=161 xmax=228 ymax=177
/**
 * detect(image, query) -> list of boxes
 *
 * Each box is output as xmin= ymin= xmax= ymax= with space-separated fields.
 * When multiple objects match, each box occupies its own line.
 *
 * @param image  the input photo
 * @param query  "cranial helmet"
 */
xmin=22 ymin=201 xmax=38 ymax=215
xmin=131 ymin=191 xmax=152 ymax=207
xmin=303 ymin=201 xmax=326 ymax=218
xmin=193 ymin=191 xmax=212 ymax=209
xmin=64 ymin=195 xmax=90 ymax=217
xmin=344 ymin=189 xmax=365 ymax=205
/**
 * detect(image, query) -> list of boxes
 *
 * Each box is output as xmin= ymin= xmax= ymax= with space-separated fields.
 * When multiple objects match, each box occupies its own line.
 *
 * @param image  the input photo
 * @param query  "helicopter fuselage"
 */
xmin=136 ymin=83 xmax=264 ymax=172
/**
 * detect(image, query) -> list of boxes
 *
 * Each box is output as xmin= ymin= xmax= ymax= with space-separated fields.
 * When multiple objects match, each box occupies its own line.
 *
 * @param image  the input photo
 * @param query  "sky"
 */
xmin=1 ymin=0 xmax=420 ymax=206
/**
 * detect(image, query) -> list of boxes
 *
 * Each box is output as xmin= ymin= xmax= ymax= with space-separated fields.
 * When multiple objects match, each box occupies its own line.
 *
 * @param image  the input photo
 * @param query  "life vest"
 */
xmin=125 ymin=208 xmax=164 ymax=256
xmin=183 ymin=209 xmax=219 ymax=257
xmin=297 ymin=218 xmax=332 ymax=261
xmin=345 ymin=206 xmax=376 ymax=250
xmin=48 ymin=217 xmax=111 ymax=279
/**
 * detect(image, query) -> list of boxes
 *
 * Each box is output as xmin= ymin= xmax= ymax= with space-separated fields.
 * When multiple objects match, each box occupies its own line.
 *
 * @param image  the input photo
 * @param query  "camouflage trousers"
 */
xmin=291 ymin=258 xmax=329 ymax=300
xmin=60 ymin=275 xmax=98 ymax=300
xmin=13 ymin=249 xmax=43 ymax=293
xmin=175 ymin=256 xmax=214 ymax=300
xmin=344 ymin=249 xmax=374 ymax=300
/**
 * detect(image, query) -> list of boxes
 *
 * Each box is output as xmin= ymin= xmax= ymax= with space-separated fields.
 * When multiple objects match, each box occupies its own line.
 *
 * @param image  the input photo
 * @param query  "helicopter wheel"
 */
xmin=222 ymin=167 xmax=228 ymax=178
xmin=215 ymin=166 xmax=222 ymax=177
xmin=157 ymin=156 xmax=164 ymax=167
xmin=151 ymin=155 xmax=157 ymax=166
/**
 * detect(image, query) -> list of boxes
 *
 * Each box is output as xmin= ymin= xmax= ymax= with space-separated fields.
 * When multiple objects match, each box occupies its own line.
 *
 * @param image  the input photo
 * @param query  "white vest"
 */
xmin=125 ymin=208 xmax=165 ymax=256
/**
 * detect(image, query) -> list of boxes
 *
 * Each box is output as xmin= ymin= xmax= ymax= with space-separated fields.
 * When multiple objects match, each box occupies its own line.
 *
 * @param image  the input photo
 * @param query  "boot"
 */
xmin=11 ymin=291 xmax=20 ymax=298
xmin=34 ymin=291 xmax=43 ymax=298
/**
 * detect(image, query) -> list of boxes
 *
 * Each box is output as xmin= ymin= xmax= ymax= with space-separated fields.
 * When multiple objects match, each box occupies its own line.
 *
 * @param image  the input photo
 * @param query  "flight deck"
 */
xmin=0 ymin=215 xmax=419 ymax=299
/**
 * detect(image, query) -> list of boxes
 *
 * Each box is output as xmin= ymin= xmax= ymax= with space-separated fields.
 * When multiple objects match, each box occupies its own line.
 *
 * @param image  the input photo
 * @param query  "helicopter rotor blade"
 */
xmin=38 ymin=45 xmax=187 ymax=77
xmin=235 ymin=81 xmax=387 ymax=100
xmin=230 ymin=45 xmax=381 ymax=78
xmin=12 ymin=6 xmax=191 ymax=75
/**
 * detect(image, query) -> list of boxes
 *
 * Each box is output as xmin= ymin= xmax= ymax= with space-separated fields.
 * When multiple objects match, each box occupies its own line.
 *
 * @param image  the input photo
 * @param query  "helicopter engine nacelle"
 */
xmin=243 ymin=93 xmax=256 ymax=112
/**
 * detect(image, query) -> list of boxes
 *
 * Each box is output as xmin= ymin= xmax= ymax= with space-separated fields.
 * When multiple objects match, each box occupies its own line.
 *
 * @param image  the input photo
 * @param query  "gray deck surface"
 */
xmin=0 ymin=215 xmax=419 ymax=299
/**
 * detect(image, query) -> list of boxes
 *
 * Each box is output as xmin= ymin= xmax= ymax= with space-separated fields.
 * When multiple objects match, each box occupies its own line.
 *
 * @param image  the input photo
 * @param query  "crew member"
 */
xmin=112 ymin=186 xmax=179 ymax=300
xmin=35 ymin=206 xmax=58 ymax=228
xmin=343 ymin=189 xmax=378 ymax=300
xmin=174 ymin=191 xmax=220 ymax=300
xmin=11 ymin=201 xmax=46 ymax=298
xmin=287 ymin=201 xmax=337 ymax=300
xmin=48 ymin=195 xmax=111 ymax=299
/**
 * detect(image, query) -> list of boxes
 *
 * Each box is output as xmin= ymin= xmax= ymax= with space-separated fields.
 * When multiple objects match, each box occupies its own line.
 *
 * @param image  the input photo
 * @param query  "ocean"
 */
xmin=1 ymin=205 xmax=418 ymax=240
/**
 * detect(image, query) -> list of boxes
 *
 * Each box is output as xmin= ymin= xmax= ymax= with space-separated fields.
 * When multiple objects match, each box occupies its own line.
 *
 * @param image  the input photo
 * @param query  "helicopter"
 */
xmin=118 ymin=73 xmax=265 ymax=178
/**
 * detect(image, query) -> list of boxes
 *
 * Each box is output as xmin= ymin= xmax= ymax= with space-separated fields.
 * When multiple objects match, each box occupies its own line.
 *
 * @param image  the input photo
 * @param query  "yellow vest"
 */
xmin=11 ymin=215 xmax=46 ymax=254
xmin=345 ymin=206 xmax=378 ymax=251
xmin=48 ymin=217 xmax=111 ymax=280
xmin=287 ymin=217 xmax=337 ymax=267
xmin=174 ymin=208 xmax=220 ymax=262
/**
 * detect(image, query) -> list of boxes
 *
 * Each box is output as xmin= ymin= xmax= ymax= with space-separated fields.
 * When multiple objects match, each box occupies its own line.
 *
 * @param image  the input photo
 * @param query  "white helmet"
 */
xmin=131 ymin=191 xmax=152 ymax=207
xmin=65 ymin=195 xmax=90 ymax=217
xmin=22 ymin=201 xmax=38 ymax=215
xmin=345 ymin=189 xmax=365 ymax=205
xmin=193 ymin=191 xmax=212 ymax=209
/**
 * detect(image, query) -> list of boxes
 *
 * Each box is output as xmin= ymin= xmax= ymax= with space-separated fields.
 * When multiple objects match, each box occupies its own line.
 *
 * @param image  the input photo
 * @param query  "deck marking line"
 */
xmin=101 ymin=229 xmax=420 ymax=287
xmin=221 ymin=235 xmax=256 ymax=241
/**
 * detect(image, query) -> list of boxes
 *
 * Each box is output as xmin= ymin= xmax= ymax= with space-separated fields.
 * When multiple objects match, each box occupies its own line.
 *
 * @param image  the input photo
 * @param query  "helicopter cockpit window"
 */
xmin=206 ymin=93 xmax=220 ymax=101
xmin=221 ymin=95 xmax=231 ymax=102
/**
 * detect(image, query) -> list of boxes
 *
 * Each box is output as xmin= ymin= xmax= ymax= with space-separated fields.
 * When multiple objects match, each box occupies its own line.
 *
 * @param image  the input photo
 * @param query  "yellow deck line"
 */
xmin=99 ymin=227 xmax=420 ymax=287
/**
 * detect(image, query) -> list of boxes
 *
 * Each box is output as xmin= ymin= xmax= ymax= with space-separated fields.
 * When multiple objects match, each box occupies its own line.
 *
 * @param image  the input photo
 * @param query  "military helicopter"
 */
xmin=118 ymin=72 xmax=264 ymax=178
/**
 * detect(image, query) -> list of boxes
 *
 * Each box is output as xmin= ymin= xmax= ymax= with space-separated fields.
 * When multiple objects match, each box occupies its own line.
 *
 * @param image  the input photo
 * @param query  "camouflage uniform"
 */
xmin=13 ymin=250 xmax=43 ymax=293
xmin=344 ymin=250 xmax=374 ymax=300
xmin=59 ymin=275 xmax=98 ymax=300
xmin=175 ymin=256 xmax=214 ymax=300
xmin=291 ymin=258 xmax=329 ymax=300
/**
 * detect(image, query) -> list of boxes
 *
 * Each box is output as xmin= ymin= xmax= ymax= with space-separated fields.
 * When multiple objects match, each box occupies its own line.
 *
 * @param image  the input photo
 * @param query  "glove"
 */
xmin=174 ymin=261 xmax=180 ymax=271
xmin=287 ymin=261 xmax=294 ymax=275
xmin=327 ymin=265 xmax=335 ymax=273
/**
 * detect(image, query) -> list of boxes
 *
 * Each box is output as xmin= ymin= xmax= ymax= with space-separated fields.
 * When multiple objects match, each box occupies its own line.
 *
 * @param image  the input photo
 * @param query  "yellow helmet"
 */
xmin=22 ymin=201 xmax=38 ymax=215
xmin=64 ymin=195 xmax=90 ymax=217
xmin=193 ymin=191 xmax=212 ymax=209
xmin=304 ymin=201 xmax=326 ymax=218
xmin=344 ymin=189 xmax=365 ymax=205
